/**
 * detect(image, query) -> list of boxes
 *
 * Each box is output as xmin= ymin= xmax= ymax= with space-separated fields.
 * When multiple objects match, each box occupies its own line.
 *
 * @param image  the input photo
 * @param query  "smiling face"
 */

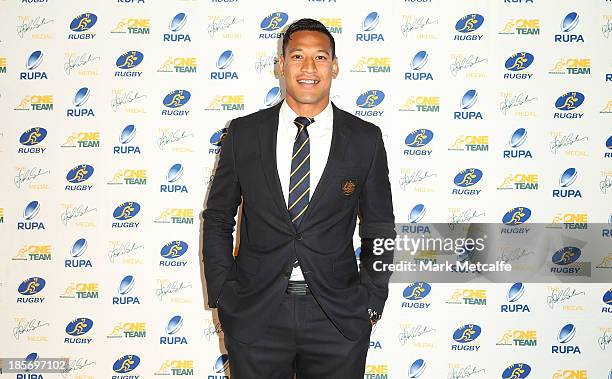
xmin=279 ymin=30 xmax=338 ymax=117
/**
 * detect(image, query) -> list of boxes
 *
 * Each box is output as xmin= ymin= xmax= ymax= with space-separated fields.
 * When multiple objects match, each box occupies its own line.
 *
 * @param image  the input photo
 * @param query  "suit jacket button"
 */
xmin=295 ymin=233 xmax=303 ymax=241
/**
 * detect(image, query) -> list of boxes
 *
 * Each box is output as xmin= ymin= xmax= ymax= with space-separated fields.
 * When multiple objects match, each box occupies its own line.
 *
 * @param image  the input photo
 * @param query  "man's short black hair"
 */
xmin=282 ymin=18 xmax=336 ymax=59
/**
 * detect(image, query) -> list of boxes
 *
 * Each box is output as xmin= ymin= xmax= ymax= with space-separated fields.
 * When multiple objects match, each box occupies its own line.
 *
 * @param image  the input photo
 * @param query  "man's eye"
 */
xmin=292 ymin=55 xmax=302 ymax=59
xmin=316 ymin=56 xmax=327 ymax=60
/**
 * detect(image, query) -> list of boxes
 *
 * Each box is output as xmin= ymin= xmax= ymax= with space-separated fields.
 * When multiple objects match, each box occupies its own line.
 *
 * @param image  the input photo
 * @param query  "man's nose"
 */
xmin=301 ymin=57 xmax=317 ymax=73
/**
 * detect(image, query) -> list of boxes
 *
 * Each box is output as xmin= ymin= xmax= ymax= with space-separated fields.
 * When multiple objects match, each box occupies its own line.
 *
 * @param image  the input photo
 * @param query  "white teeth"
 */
xmin=299 ymin=80 xmax=317 ymax=84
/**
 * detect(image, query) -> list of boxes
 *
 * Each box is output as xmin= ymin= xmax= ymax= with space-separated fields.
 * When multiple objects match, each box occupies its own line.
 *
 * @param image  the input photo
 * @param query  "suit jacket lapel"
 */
xmin=298 ymin=102 xmax=348 ymax=231
xmin=258 ymin=101 xmax=295 ymax=232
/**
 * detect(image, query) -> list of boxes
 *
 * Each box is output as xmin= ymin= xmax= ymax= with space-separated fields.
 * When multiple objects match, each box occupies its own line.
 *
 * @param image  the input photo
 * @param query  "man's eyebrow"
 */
xmin=287 ymin=48 xmax=331 ymax=54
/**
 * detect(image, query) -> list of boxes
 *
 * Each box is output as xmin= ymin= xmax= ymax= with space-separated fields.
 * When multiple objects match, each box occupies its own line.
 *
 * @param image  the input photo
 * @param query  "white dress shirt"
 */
xmin=277 ymin=99 xmax=333 ymax=281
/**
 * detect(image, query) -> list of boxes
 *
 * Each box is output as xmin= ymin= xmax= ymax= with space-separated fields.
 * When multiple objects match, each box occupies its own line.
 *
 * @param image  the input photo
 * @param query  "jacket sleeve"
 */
xmin=202 ymin=121 xmax=241 ymax=308
xmin=358 ymin=125 xmax=396 ymax=316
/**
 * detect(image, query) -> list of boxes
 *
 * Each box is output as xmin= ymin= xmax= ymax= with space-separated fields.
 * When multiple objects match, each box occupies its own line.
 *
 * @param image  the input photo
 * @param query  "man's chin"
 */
xmin=288 ymin=94 xmax=326 ymax=106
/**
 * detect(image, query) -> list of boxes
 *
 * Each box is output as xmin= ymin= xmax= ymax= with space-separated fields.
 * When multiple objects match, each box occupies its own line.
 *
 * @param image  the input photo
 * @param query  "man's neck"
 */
xmin=284 ymin=96 xmax=330 ymax=118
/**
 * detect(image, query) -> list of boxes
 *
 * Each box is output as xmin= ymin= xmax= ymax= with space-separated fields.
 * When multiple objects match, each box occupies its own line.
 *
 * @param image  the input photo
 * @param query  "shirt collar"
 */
xmin=279 ymin=99 xmax=333 ymax=135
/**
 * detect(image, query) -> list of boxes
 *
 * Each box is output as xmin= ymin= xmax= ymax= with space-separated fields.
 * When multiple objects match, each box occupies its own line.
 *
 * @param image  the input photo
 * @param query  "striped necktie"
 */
xmin=288 ymin=116 xmax=314 ymax=229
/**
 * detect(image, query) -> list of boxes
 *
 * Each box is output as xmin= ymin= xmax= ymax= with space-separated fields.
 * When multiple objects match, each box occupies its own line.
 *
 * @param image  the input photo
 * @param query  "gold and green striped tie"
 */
xmin=288 ymin=116 xmax=314 ymax=228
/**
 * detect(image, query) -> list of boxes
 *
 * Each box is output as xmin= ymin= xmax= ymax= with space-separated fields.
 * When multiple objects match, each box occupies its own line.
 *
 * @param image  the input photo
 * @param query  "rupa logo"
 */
xmin=504 ymin=52 xmax=534 ymax=79
xmin=115 ymin=50 xmax=144 ymax=77
xmin=554 ymin=12 xmax=584 ymax=43
xmin=401 ymin=220 xmax=431 ymax=235
xmin=211 ymin=354 xmax=230 ymax=378
xmin=500 ymin=283 xmax=531 ymax=313
xmin=67 ymin=87 xmax=95 ymax=117
xmin=356 ymin=12 xmax=384 ymax=42
xmin=408 ymin=359 xmax=426 ymax=378
xmin=554 ymin=91 xmax=585 ymax=119
xmin=158 ymin=56 xmax=197 ymax=73
xmin=259 ymin=12 xmax=288 ymax=39
xmin=162 ymin=89 xmax=191 ymax=116
xmin=408 ymin=204 xmax=426 ymax=223
xmin=111 ymin=17 xmax=151 ymax=34
xmin=454 ymin=89 xmax=483 ymax=120
xmin=602 ymin=289 xmax=612 ymax=313
xmin=113 ymin=275 xmax=141 ymax=305
xmin=448 ymin=135 xmax=489 ymax=152
xmin=20 ymin=50 xmax=48 ymax=80
xmin=398 ymin=96 xmax=439 ymax=113
xmin=502 ymin=363 xmax=531 ymax=378
xmin=211 ymin=50 xmax=238 ymax=79
xmin=451 ymin=168 xmax=483 ymax=196
xmin=497 ymin=329 xmax=537 ymax=347
xmin=404 ymin=129 xmax=434 ymax=156
xmin=503 ymin=128 xmax=532 ymax=158
xmin=499 ymin=18 xmax=540 ymax=35
xmin=549 ymin=58 xmax=591 ymax=75
xmin=454 ymin=13 xmax=484 ymax=40
xmin=113 ymin=124 xmax=141 ymax=154
xmin=65 ymin=164 xmax=94 ymax=191
xmin=112 ymin=202 xmax=141 ymax=228
xmin=451 ymin=324 xmax=481 ymax=351
xmin=209 ymin=128 xmax=227 ymax=154
xmin=64 ymin=317 xmax=94 ymax=344
xmin=107 ymin=321 xmax=147 ymax=339
xmin=446 ymin=288 xmax=487 ymax=305
xmin=163 ymin=12 xmax=191 ymax=42
xmin=61 ymin=131 xmax=100 ymax=148
xmin=355 ymin=90 xmax=385 ymax=117
xmin=161 ymin=315 xmax=188 ymax=345
xmin=160 ymin=241 xmax=189 ymax=267
xmin=17 ymin=277 xmax=46 ymax=303
xmin=350 ymin=56 xmax=390 ymax=74
xmin=552 ymin=168 xmax=582 ymax=198
xmin=17 ymin=200 xmax=45 ymax=230
xmin=401 ymin=282 xmax=431 ymax=309
xmin=14 ymin=94 xmax=54 ymax=111
xmin=18 ymin=127 xmax=47 ymax=154
xmin=552 ymin=323 xmax=581 ymax=354
xmin=65 ymin=238 xmax=93 ymax=268
xmin=68 ymin=13 xmax=97 ymax=39
xmin=264 ymin=86 xmax=282 ymax=107
xmin=405 ymin=50 xmax=433 ymax=81
xmin=161 ymin=163 xmax=188 ymax=193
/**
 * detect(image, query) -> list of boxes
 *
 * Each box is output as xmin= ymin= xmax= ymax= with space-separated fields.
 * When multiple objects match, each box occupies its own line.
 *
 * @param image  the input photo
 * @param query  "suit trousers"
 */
xmin=222 ymin=291 xmax=372 ymax=379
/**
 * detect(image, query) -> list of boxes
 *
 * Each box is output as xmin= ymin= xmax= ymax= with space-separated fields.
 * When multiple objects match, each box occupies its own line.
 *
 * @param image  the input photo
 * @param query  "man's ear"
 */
xmin=278 ymin=55 xmax=285 ymax=76
xmin=332 ymin=58 xmax=339 ymax=79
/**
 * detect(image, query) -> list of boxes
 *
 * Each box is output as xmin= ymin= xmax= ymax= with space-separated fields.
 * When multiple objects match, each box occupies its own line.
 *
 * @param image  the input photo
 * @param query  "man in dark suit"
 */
xmin=203 ymin=18 xmax=395 ymax=378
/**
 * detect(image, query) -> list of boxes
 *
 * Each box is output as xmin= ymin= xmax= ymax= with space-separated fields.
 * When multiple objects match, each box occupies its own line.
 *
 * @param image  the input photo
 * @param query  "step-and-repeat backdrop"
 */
xmin=1 ymin=0 xmax=611 ymax=378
